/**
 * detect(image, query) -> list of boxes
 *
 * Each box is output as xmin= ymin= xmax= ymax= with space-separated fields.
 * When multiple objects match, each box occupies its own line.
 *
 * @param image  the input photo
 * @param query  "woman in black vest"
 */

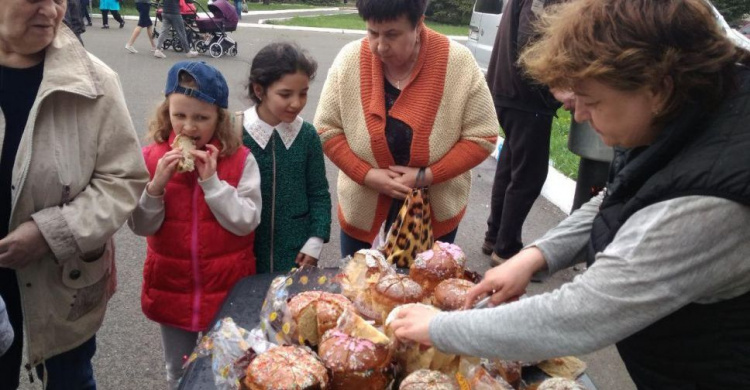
xmin=389 ymin=1 xmax=750 ymax=388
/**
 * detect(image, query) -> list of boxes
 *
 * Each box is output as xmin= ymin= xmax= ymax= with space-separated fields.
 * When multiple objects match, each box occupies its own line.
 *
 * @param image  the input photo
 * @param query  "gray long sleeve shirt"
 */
xmin=430 ymin=194 xmax=750 ymax=361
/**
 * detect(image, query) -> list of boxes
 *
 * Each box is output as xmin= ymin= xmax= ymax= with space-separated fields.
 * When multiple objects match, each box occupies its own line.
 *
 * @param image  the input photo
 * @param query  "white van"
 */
xmin=465 ymin=0 xmax=505 ymax=74
xmin=465 ymin=0 xmax=750 ymax=74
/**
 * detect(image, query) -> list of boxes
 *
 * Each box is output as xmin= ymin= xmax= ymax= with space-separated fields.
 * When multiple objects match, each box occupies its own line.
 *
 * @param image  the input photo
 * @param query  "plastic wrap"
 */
xmin=258 ymin=266 xmax=346 ymax=346
xmin=184 ymin=317 xmax=275 ymax=390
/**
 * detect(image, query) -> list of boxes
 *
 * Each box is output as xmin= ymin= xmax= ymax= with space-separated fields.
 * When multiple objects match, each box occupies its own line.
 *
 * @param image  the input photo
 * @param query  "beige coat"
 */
xmin=1 ymin=27 xmax=148 ymax=366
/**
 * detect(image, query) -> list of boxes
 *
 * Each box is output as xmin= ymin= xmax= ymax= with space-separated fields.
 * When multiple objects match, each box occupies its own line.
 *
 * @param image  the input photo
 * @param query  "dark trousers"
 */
xmin=102 ymin=10 xmax=123 ymax=26
xmin=485 ymin=106 xmax=553 ymax=258
xmin=81 ymin=1 xmax=92 ymax=24
xmin=0 ymin=268 xmax=97 ymax=389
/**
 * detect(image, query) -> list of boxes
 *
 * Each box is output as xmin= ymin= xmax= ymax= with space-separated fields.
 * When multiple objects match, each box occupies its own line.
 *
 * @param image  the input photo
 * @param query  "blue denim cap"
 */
xmin=164 ymin=61 xmax=229 ymax=108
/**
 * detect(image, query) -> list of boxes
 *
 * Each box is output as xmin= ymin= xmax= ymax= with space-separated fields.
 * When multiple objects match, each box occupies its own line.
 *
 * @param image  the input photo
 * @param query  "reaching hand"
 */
xmin=388 ymin=305 xmax=438 ymax=346
xmin=364 ymin=168 xmax=412 ymax=199
xmin=294 ymin=253 xmax=318 ymax=268
xmin=0 ymin=221 xmax=51 ymax=269
xmin=463 ymin=248 xmax=548 ymax=309
xmin=149 ymin=149 xmax=183 ymax=196
xmin=389 ymin=166 xmax=433 ymax=188
xmin=191 ymin=144 xmax=219 ymax=181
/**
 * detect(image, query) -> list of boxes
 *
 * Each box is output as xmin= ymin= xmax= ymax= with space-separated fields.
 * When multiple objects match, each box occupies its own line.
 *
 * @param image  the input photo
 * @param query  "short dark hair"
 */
xmin=247 ymin=42 xmax=318 ymax=105
xmin=356 ymin=0 xmax=428 ymax=28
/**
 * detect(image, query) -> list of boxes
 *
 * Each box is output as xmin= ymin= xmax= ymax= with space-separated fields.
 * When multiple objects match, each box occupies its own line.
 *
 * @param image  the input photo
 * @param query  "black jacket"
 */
xmin=588 ymin=66 xmax=750 ymax=389
xmin=486 ymin=0 xmax=561 ymax=115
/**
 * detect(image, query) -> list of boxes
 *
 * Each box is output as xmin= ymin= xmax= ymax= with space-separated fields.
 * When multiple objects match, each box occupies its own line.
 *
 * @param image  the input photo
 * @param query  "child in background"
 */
xmin=129 ymin=61 xmax=262 ymax=390
xmin=241 ymin=42 xmax=331 ymax=273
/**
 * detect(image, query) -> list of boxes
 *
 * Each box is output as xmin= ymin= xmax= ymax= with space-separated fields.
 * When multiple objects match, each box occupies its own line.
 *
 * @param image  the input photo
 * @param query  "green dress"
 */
xmin=243 ymin=120 xmax=332 ymax=273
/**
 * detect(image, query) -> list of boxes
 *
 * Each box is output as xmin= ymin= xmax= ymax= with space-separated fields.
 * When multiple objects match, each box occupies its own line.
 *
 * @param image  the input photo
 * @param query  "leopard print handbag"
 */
xmin=383 ymin=169 xmax=435 ymax=268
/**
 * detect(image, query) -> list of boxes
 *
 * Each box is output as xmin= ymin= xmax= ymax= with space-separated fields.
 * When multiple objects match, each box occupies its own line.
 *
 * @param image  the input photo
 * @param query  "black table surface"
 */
xmin=178 ymin=272 xmax=597 ymax=390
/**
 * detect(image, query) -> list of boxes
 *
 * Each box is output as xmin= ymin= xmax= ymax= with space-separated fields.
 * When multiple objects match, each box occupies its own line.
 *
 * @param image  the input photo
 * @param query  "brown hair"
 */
xmin=146 ymin=72 xmax=240 ymax=156
xmin=520 ymin=0 xmax=749 ymax=125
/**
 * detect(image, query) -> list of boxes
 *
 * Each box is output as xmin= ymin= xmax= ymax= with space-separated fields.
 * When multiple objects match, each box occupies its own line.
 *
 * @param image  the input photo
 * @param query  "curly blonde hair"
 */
xmin=146 ymin=72 xmax=240 ymax=157
xmin=520 ymin=0 xmax=749 ymax=125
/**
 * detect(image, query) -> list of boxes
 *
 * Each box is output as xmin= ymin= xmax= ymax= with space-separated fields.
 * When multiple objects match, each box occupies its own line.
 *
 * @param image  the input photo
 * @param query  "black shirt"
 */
xmin=0 ymin=62 xmax=44 ymax=238
xmin=384 ymin=79 xmax=413 ymax=166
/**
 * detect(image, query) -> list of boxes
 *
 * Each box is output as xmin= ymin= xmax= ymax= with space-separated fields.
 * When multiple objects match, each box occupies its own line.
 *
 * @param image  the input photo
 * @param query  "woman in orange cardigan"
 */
xmin=314 ymin=0 xmax=499 ymax=257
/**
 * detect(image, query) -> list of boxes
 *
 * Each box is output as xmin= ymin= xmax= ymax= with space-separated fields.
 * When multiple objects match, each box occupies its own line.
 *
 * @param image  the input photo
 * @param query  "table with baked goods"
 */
xmin=178 ymin=269 xmax=598 ymax=390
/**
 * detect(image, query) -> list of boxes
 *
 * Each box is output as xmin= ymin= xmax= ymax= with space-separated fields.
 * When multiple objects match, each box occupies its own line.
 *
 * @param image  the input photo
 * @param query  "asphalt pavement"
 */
xmin=19 ymin=21 xmax=634 ymax=390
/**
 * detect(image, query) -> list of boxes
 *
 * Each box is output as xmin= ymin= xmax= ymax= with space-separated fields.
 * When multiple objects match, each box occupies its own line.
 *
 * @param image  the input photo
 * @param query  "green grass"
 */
xmin=267 ymin=13 xmax=470 ymax=36
xmin=99 ymin=1 xmax=318 ymax=17
xmin=549 ymin=108 xmax=580 ymax=180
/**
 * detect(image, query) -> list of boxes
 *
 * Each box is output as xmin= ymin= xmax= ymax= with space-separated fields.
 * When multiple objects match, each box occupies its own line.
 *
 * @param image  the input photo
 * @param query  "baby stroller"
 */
xmin=193 ymin=0 xmax=238 ymax=58
xmin=153 ymin=0 xmax=201 ymax=52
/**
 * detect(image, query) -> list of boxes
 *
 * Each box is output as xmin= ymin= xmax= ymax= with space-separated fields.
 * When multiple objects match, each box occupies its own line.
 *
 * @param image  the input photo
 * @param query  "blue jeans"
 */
xmin=35 ymin=336 xmax=97 ymax=390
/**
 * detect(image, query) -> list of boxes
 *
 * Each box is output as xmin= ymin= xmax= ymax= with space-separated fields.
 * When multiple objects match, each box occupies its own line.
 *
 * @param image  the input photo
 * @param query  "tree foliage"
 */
xmin=712 ymin=0 xmax=750 ymax=25
xmin=426 ymin=0 xmax=474 ymax=26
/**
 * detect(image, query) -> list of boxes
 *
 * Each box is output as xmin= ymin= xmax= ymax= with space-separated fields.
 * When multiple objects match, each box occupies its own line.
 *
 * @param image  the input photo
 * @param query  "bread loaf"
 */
xmin=171 ymin=134 xmax=196 ymax=173
xmin=433 ymin=278 xmax=475 ymax=311
xmin=288 ymin=291 xmax=355 ymax=346
xmin=410 ymin=242 xmax=466 ymax=295
xmin=318 ymin=329 xmax=392 ymax=390
xmin=243 ymin=346 xmax=329 ymax=390
xmin=399 ymin=369 xmax=458 ymax=389
xmin=371 ymin=274 xmax=425 ymax=323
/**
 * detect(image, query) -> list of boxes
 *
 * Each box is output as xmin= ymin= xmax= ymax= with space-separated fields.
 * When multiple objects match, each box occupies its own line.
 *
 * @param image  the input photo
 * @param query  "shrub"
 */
xmin=426 ymin=0 xmax=473 ymax=26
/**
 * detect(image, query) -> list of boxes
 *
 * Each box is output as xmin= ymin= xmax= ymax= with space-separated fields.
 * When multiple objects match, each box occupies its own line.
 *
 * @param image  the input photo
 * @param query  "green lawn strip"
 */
xmin=267 ymin=13 xmax=469 ymax=36
xmin=549 ymin=108 xmax=580 ymax=180
xmin=94 ymin=1 xmax=318 ymax=17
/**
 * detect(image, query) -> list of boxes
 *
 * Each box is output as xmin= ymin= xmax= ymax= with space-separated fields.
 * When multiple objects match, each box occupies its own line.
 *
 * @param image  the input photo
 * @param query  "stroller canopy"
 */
xmin=196 ymin=0 xmax=238 ymax=32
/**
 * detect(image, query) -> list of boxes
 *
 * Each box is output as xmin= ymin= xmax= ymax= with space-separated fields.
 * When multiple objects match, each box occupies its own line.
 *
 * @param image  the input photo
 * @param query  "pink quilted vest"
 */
xmin=141 ymin=135 xmax=256 ymax=331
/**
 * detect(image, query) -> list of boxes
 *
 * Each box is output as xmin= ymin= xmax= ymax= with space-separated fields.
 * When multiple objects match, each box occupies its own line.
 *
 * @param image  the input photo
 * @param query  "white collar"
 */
xmin=243 ymin=106 xmax=304 ymax=150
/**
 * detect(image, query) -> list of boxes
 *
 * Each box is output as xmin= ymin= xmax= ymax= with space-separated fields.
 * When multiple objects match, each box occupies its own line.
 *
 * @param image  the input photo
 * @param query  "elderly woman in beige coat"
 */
xmin=0 ymin=0 xmax=148 ymax=387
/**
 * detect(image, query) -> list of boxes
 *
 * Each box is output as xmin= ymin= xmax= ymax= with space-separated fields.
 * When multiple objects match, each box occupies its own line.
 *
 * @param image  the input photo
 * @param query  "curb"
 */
xmin=108 ymin=12 xmax=468 ymax=42
xmin=256 ymin=17 xmax=468 ymax=41
xmin=241 ymin=7 xmax=340 ymax=16
xmin=491 ymin=137 xmax=576 ymax=215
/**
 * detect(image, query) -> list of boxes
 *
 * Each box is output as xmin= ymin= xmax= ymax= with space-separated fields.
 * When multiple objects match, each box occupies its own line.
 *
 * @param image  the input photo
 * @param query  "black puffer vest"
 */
xmin=587 ymin=67 xmax=750 ymax=389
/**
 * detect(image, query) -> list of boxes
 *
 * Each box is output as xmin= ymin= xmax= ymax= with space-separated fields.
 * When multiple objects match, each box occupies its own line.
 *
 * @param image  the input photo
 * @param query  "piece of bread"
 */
xmin=535 ymin=377 xmax=587 ymax=390
xmin=318 ymin=308 xmax=392 ymax=390
xmin=467 ymin=365 xmax=514 ymax=390
xmin=243 ymin=346 xmax=329 ymax=390
xmin=340 ymin=250 xmax=393 ymax=322
xmin=171 ymin=134 xmax=196 ymax=173
xmin=371 ymin=274 xmax=426 ymax=324
xmin=399 ymin=369 xmax=458 ymax=389
xmin=483 ymin=359 xmax=522 ymax=389
xmin=432 ymin=278 xmax=475 ymax=311
xmin=410 ymin=242 xmax=466 ymax=295
xmin=537 ymin=356 xmax=587 ymax=380
xmin=287 ymin=291 xmax=355 ymax=346
xmin=384 ymin=304 xmax=459 ymax=376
